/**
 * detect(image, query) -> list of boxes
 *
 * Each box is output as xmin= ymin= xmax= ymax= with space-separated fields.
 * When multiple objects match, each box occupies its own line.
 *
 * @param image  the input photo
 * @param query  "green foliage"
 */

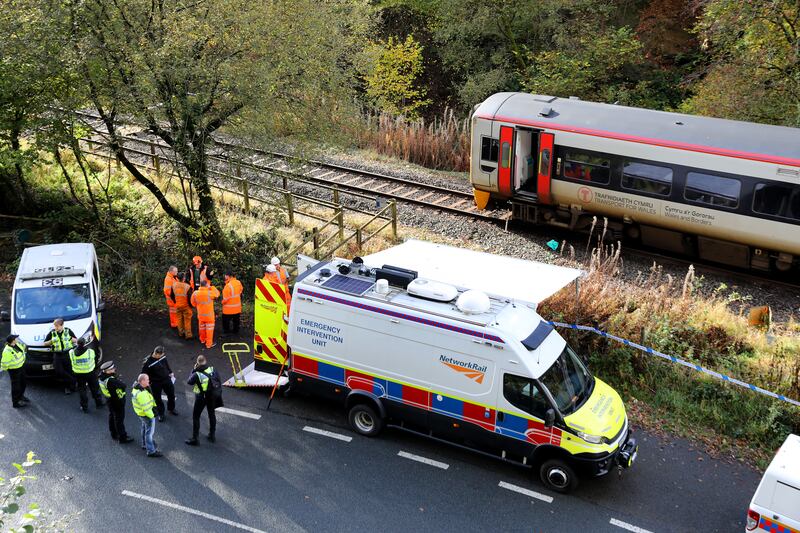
xmin=684 ymin=0 xmax=800 ymax=126
xmin=365 ymin=35 xmax=431 ymax=117
xmin=0 ymin=452 xmax=76 ymax=532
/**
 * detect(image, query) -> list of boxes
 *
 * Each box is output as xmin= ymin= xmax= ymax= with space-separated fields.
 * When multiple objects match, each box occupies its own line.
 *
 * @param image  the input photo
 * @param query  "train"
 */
xmin=470 ymin=92 xmax=800 ymax=273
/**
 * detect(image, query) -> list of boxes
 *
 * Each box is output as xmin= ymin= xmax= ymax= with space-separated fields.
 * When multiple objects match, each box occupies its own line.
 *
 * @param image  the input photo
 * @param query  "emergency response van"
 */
xmin=254 ymin=240 xmax=637 ymax=493
xmin=10 ymin=243 xmax=104 ymax=373
xmin=747 ymin=434 xmax=800 ymax=532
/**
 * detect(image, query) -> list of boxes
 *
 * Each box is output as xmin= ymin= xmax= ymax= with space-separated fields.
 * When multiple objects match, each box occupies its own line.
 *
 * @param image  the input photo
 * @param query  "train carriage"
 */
xmin=470 ymin=92 xmax=800 ymax=272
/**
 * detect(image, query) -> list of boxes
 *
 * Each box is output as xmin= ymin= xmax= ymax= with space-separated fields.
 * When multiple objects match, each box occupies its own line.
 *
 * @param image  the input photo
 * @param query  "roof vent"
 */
xmin=375 ymin=279 xmax=390 ymax=295
xmin=456 ymin=290 xmax=491 ymax=315
xmin=675 ymin=121 xmax=684 ymax=126
xmin=407 ymin=278 xmax=458 ymax=302
xmin=539 ymin=106 xmax=552 ymax=117
xmin=50 ymin=250 xmax=64 ymax=256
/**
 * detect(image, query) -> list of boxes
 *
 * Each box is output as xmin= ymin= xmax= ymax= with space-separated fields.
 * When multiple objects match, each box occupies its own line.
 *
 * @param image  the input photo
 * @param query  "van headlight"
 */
xmin=80 ymin=329 xmax=94 ymax=344
xmin=576 ymin=430 xmax=607 ymax=444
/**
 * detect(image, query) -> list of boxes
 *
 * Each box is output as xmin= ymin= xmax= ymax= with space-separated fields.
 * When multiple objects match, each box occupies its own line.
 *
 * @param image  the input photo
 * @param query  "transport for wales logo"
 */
xmin=440 ymin=355 xmax=487 ymax=384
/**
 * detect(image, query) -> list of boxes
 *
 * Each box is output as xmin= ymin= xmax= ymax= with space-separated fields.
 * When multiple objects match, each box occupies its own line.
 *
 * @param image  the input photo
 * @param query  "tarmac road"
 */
xmin=0 ymin=304 xmax=762 ymax=532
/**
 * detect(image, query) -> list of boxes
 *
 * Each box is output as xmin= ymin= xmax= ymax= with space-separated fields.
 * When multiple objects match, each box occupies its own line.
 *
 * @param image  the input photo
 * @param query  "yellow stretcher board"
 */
xmin=254 ymin=278 xmax=289 ymax=369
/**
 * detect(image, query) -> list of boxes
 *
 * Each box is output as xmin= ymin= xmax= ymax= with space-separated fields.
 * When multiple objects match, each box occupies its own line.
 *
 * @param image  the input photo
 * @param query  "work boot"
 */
xmin=64 ymin=388 xmax=72 ymax=395
xmin=147 ymin=451 xmax=163 ymax=458
xmin=119 ymin=437 xmax=134 ymax=444
xmin=12 ymin=402 xmax=26 ymax=408
xmin=185 ymin=437 xmax=199 ymax=446
xmin=206 ymin=433 xmax=216 ymax=443
xmin=157 ymin=414 xmax=165 ymax=422
xmin=169 ymin=409 xmax=179 ymax=416
xmin=21 ymin=396 xmax=31 ymax=403
xmin=80 ymin=406 xmax=88 ymax=413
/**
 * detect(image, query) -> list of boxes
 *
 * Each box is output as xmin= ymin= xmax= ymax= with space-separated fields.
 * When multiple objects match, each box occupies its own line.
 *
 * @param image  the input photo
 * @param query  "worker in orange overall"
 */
xmin=221 ymin=271 xmax=243 ymax=336
xmin=163 ymin=265 xmax=179 ymax=329
xmin=264 ymin=261 xmax=291 ymax=315
xmin=172 ymin=272 xmax=193 ymax=339
xmin=191 ymin=279 xmax=220 ymax=349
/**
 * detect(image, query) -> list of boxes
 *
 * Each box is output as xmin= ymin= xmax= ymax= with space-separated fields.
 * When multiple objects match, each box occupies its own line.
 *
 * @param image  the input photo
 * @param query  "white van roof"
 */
xmin=363 ymin=240 xmax=582 ymax=305
xmin=17 ymin=243 xmax=96 ymax=283
xmin=753 ymin=434 xmax=800 ymax=515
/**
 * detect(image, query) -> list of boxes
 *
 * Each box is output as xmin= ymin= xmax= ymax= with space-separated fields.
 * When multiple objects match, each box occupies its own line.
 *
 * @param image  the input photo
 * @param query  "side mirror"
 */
xmin=96 ymin=301 xmax=106 ymax=312
xmin=544 ymin=408 xmax=556 ymax=428
xmin=0 ymin=310 xmax=10 ymax=322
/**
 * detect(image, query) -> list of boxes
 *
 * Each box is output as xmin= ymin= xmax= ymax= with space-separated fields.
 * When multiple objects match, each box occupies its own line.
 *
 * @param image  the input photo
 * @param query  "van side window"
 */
xmin=503 ymin=374 xmax=549 ymax=419
xmin=621 ymin=161 xmax=673 ymax=196
xmin=480 ymin=137 xmax=499 ymax=163
xmin=562 ymin=152 xmax=610 ymax=185
xmin=684 ymin=172 xmax=740 ymax=209
xmin=753 ymin=182 xmax=800 ymax=221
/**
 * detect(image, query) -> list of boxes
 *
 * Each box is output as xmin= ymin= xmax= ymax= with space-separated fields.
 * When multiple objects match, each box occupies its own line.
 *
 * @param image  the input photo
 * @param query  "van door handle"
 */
xmin=390 ymin=319 xmax=399 ymax=324
xmin=497 ymin=412 xmax=505 ymax=422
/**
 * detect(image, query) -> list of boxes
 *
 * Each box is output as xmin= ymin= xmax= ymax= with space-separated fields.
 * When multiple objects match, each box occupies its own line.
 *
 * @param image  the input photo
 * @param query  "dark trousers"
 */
xmin=151 ymin=379 xmax=175 ymax=416
xmin=108 ymin=401 xmax=129 ymax=439
xmin=222 ymin=313 xmax=240 ymax=334
xmin=192 ymin=394 xmax=216 ymax=438
xmin=54 ymin=351 xmax=76 ymax=391
xmin=75 ymin=372 xmax=102 ymax=409
xmin=8 ymin=367 xmax=26 ymax=405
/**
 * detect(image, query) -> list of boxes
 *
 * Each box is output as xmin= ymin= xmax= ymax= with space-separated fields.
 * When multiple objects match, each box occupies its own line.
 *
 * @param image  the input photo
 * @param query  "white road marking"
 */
xmin=610 ymin=518 xmax=654 ymax=533
xmin=397 ymin=451 xmax=449 ymax=470
xmin=216 ymin=407 xmax=262 ymax=420
xmin=121 ymin=490 xmax=266 ymax=533
xmin=302 ymin=426 xmax=353 ymax=442
xmin=0 ymin=434 xmax=4 ymax=440
xmin=498 ymin=481 xmax=553 ymax=503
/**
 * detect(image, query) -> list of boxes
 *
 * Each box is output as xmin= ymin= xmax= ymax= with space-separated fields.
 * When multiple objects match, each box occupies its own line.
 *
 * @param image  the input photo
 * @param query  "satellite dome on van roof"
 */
xmin=457 ymin=290 xmax=490 ymax=315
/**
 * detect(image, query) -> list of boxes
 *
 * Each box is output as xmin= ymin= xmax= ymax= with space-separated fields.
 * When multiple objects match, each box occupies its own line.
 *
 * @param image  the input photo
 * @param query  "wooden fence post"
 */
xmin=337 ymin=208 xmax=344 ymax=241
xmin=285 ymin=192 xmax=294 ymax=225
xmin=237 ymin=165 xmax=250 ymax=215
xmin=333 ymin=186 xmax=340 ymax=206
xmin=150 ymin=143 xmax=161 ymax=176
xmin=390 ymin=200 xmax=397 ymax=240
xmin=356 ymin=228 xmax=362 ymax=250
xmin=312 ymin=227 xmax=320 ymax=259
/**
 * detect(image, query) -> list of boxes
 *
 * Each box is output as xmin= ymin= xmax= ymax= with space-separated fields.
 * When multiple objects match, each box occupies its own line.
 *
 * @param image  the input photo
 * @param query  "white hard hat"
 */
xmin=266 ymin=264 xmax=277 ymax=273
xmin=271 ymin=257 xmax=280 ymax=266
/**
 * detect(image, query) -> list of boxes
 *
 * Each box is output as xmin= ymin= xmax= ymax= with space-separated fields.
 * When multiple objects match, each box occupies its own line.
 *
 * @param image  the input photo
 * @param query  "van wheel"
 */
xmin=539 ymin=459 xmax=578 ymax=493
xmin=347 ymin=403 xmax=384 ymax=437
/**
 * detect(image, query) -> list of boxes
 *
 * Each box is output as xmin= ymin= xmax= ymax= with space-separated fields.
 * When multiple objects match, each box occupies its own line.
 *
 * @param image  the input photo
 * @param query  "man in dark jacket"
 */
xmin=98 ymin=361 xmax=133 ymax=443
xmin=185 ymin=355 xmax=222 ymax=446
xmin=141 ymin=346 xmax=178 ymax=422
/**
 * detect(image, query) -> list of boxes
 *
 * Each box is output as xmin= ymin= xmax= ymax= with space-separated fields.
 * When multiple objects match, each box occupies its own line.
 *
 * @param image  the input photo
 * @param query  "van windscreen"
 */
xmin=538 ymin=345 xmax=594 ymax=416
xmin=14 ymin=284 xmax=92 ymax=324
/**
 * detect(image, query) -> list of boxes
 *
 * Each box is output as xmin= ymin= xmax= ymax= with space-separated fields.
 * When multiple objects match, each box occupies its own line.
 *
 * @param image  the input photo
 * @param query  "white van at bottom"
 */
xmin=747 ymin=434 xmax=800 ymax=532
xmin=10 ymin=243 xmax=104 ymax=374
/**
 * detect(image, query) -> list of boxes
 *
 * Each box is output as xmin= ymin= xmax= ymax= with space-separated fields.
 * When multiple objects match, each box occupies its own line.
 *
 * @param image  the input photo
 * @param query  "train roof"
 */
xmin=474 ymin=92 xmax=800 ymax=167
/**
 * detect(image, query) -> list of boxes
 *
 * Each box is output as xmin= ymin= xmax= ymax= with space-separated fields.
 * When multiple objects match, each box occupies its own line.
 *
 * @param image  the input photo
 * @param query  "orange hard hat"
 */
xmin=193 ymin=255 xmax=202 ymax=263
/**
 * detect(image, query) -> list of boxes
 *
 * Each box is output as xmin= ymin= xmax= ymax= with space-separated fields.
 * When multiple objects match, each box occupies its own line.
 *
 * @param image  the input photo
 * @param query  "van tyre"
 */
xmin=347 ymin=403 xmax=384 ymax=437
xmin=539 ymin=459 xmax=578 ymax=493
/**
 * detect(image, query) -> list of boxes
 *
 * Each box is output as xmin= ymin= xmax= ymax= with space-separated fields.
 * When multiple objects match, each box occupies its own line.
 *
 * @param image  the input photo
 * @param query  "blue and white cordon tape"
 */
xmin=548 ymin=321 xmax=800 ymax=408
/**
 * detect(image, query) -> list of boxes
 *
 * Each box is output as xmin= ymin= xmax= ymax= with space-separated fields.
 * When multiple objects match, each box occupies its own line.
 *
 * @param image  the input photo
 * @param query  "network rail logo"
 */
xmin=439 ymin=355 xmax=487 ymax=384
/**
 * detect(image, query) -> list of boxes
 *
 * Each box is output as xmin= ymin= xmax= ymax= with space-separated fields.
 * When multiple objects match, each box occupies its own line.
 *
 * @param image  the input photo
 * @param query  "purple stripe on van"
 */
xmin=297 ymin=288 xmax=505 ymax=344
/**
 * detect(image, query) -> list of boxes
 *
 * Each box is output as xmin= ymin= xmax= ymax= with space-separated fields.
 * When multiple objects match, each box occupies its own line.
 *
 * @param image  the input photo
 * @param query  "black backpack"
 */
xmin=202 ymin=367 xmax=223 ymax=404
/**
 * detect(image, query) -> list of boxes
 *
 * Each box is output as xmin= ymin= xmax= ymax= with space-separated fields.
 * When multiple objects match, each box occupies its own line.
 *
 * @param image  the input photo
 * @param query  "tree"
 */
xmin=684 ymin=0 xmax=800 ymax=126
xmin=365 ymin=35 xmax=430 ymax=117
xmin=65 ymin=0 xmax=370 ymax=249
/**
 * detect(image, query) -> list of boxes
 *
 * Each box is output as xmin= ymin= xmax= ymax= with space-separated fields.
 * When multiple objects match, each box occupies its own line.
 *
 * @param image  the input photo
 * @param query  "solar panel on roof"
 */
xmin=521 ymin=321 xmax=554 ymax=351
xmin=321 ymin=274 xmax=374 ymax=296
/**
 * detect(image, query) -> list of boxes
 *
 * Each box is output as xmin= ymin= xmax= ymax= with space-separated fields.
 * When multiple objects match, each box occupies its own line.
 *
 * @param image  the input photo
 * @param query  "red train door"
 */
xmin=498 ymin=125 xmax=514 ymax=198
xmin=537 ymin=132 xmax=554 ymax=204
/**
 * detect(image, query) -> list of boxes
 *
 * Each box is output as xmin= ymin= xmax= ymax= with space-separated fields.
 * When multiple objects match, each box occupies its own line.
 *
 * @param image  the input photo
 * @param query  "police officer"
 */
xmin=69 ymin=338 xmax=105 ymax=413
xmin=141 ymin=346 xmax=178 ymax=422
xmin=2 ymin=335 xmax=30 ymax=408
xmin=43 ymin=318 xmax=78 ymax=395
xmin=98 ymin=361 xmax=133 ymax=443
xmin=185 ymin=355 xmax=222 ymax=446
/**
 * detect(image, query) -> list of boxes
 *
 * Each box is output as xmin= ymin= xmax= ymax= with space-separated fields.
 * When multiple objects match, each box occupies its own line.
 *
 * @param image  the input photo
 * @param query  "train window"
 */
xmin=753 ymin=183 xmax=800 ymax=221
xmin=562 ymin=152 xmax=610 ymax=185
xmin=684 ymin=172 xmax=740 ymax=209
xmin=481 ymin=137 xmax=499 ymax=163
xmin=621 ymin=161 xmax=672 ymax=196
xmin=501 ymin=142 xmax=511 ymax=168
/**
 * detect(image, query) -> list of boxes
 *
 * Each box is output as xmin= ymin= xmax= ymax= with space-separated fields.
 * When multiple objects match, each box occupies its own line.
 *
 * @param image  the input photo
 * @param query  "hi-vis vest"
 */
xmin=1 ymin=342 xmax=26 ymax=371
xmin=50 ymin=329 xmax=74 ymax=352
xmin=131 ymin=388 xmax=155 ymax=418
xmin=222 ymin=278 xmax=243 ymax=315
xmin=163 ymin=273 xmax=176 ymax=303
xmin=69 ymin=347 xmax=96 ymax=374
xmin=192 ymin=367 xmax=215 ymax=394
xmin=191 ymin=286 xmax=218 ymax=321
xmin=99 ymin=376 xmax=125 ymax=399
xmin=173 ymin=281 xmax=190 ymax=307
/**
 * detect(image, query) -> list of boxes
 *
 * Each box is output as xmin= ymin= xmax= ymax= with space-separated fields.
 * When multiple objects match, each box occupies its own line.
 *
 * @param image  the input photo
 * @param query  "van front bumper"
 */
xmin=572 ymin=428 xmax=638 ymax=477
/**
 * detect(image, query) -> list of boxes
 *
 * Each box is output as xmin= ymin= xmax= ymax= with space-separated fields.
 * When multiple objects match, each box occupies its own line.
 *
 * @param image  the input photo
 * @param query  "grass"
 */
xmin=354 ymin=109 xmax=470 ymax=172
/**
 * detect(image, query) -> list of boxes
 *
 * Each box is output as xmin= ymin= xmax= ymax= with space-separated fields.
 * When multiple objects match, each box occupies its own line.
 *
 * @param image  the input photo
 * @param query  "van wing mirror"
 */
xmin=544 ymin=408 xmax=556 ymax=428
xmin=96 ymin=301 xmax=106 ymax=312
xmin=0 ymin=309 xmax=9 ymax=322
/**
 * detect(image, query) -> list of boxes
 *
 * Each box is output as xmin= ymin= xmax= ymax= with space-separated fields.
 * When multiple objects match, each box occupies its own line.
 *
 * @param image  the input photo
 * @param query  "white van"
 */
xmin=255 ymin=240 xmax=637 ymax=492
xmin=10 ymin=243 xmax=104 ymax=374
xmin=747 ymin=434 xmax=800 ymax=532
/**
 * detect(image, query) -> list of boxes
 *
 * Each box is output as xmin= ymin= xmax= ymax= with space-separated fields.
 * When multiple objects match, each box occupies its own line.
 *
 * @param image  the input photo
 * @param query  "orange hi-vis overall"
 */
xmin=172 ymin=280 xmax=193 ymax=338
xmin=163 ymin=272 xmax=178 ymax=328
xmin=222 ymin=277 xmax=243 ymax=315
xmin=191 ymin=285 xmax=220 ymax=348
